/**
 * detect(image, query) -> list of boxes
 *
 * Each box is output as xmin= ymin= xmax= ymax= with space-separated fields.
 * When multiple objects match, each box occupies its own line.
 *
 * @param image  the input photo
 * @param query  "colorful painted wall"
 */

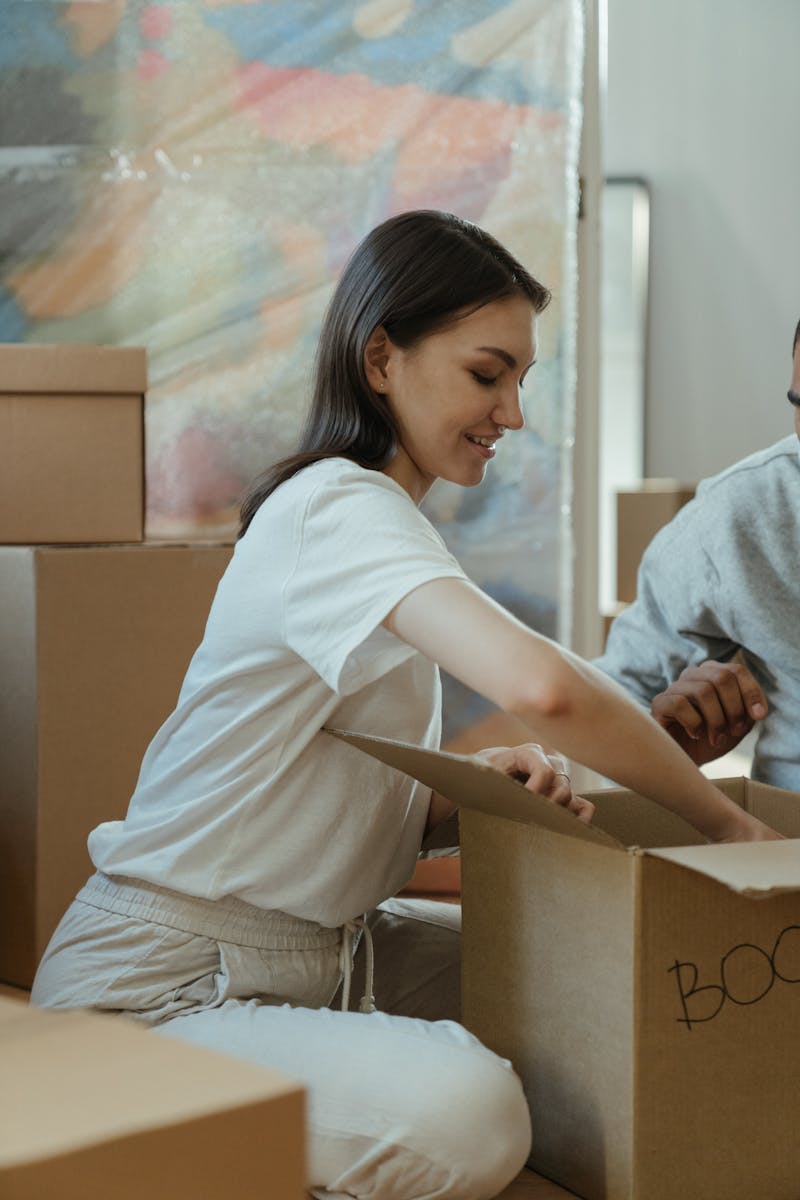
xmin=0 ymin=0 xmax=583 ymax=736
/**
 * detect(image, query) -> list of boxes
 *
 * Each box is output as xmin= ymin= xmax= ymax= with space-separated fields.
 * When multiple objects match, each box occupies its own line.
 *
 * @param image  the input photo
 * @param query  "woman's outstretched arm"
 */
xmin=384 ymin=577 xmax=780 ymax=843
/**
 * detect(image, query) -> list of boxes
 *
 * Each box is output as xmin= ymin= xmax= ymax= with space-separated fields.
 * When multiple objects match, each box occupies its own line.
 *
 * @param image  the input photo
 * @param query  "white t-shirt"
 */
xmin=89 ymin=458 xmax=468 ymax=926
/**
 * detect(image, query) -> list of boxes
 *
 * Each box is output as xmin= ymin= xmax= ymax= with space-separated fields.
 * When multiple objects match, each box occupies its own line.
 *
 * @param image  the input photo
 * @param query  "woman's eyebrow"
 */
xmin=475 ymin=345 xmax=517 ymax=368
xmin=476 ymin=346 xmax=536 ymax=371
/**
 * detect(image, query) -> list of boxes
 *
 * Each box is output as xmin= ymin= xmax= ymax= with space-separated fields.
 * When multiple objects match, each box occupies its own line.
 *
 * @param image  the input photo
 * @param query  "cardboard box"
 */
xmin=0 ymin=542 xmax=232 ymax=987
xmin=0 ymin=343 xmax=146 ymax=543
xmin=0 ymin=997 xmax=305 ymax=1199
xmin=330 ymin=731 xmax=800 ymax=1200
xmin=616 ymin=481 xmax=695 ymax=603
xmin=601 ymin=600 xmax=629 ymax=646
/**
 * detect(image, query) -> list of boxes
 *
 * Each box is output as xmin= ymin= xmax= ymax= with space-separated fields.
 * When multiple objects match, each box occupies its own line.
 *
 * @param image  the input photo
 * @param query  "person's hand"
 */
xmin=651 ymin=660 xmax=767 ymax=766
xmin=706 ymin=804 xmax=785 ymax=843
xmin=476 ymin=743 xmax=595 ymax=824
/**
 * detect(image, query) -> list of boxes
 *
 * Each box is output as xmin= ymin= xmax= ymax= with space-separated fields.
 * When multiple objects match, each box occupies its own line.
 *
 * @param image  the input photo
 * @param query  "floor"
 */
xmin=496 ymin=1169 xmax=578 ymax=1198
xmin=0 ymin=981 xmax=27 ymax=1002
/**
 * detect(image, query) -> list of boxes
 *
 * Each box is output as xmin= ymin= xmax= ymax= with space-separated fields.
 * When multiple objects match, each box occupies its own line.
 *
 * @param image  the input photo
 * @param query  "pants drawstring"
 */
xmin=339 ymin=916 xmax=376 ymax=1014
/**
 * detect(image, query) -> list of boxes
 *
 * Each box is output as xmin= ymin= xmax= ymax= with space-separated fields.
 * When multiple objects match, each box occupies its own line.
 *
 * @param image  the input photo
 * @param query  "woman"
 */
xmin=32 ymin=211 xmax=779 ymax=1200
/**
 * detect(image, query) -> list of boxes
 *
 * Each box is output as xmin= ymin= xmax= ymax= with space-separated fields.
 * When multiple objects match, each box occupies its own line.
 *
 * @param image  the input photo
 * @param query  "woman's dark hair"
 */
xmin=239 ymin=209 xmax=551 ymax=536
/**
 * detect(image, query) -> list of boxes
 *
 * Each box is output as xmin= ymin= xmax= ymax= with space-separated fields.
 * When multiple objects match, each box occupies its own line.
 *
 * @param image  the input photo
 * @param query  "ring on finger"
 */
xmin=553 ymin=771 xmax=571 ymax=784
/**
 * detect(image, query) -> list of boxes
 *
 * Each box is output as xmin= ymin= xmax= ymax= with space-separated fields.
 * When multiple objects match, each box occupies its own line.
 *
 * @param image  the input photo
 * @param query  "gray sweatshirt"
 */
xmin=595 ymin=435 xmax=800 ymax=790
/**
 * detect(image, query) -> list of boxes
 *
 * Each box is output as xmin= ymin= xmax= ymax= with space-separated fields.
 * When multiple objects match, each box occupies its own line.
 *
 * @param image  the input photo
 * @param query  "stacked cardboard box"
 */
xmin=615 ymin=480 xmax=695 ymax=605
xmin=0 ymin=344 xmax=146 ymax=544
xmin=0 ymin=541 xmax=232 ymax=986
xmin=0 ymin=346 xmax=232 ymax=988
xmin=0 ymin=344 xmax=311 ymax=1199
xmin=601 ymin=481 xmax=695 ymax=645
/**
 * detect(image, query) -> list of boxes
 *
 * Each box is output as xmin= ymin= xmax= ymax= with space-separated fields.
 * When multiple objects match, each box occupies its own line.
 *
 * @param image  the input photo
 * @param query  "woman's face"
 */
xmin=378 ymin=295 xmax=538 ymax=503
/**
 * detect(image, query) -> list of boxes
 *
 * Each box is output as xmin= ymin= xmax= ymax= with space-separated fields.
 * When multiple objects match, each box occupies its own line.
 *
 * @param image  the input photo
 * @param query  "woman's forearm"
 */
xmin=386 ymin=578 xmax=775 ymax=841
xmin=508 ymin=643 xmax=751 ymax=840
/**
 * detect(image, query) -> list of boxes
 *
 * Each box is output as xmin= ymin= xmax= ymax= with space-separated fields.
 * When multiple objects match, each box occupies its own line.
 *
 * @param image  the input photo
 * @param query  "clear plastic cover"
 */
xmin=0 ymin=0 xmax=583 ymax=737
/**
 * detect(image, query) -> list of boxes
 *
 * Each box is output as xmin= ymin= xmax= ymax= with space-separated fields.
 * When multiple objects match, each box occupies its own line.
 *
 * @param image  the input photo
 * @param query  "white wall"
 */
xmin=605 ymin=0 xmax=800 ymax=481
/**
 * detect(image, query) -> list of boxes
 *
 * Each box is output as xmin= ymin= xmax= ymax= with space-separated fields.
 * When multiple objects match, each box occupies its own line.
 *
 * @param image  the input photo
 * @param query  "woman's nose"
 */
xmin=495 ymin=389 xmax=525 ymax=431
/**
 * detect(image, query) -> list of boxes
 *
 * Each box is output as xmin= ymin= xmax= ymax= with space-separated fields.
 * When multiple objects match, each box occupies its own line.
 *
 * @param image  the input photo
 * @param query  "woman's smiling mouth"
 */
xmin=465 ymin=433 xmax=499 ymax=457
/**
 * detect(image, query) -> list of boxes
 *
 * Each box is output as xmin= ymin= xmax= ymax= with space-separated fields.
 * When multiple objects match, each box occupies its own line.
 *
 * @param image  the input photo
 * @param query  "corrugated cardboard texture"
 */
xmin=585 ymin=783 xmax=709 ymax=849
xmin=635 ymin=857 xmax=800 ymax=1200
xmin=0 ymin=344 xmax=146 ymax=394
xmin=462 ymin=811 xmax=638 ymax=1200
xmin=0 ymin=544 xmax=232 ymax=987
xmin=0 ymin=344 xmax=146 ymax=543
xmin=616 ymin=483 xmax=695 ymax=603
xmin=462 ymin=779 xmax=800 ymax=1200
xmin=0 ymin=999 xmax=305 ymax=1199
xmin=586 ymin=776 xmax=800 ymax=856
xmin=746 ymin=778 xmax=800 ymax=836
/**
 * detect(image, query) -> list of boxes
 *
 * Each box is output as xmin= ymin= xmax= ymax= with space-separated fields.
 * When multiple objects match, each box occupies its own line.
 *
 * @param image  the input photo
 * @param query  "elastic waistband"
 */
xmin=77 ymin=872 xmax=341 ymax=950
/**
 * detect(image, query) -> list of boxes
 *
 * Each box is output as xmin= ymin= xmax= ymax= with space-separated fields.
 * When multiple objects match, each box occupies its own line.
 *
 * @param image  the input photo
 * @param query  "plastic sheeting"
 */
xmin=0 ymin=0 xmax=583 ymax=735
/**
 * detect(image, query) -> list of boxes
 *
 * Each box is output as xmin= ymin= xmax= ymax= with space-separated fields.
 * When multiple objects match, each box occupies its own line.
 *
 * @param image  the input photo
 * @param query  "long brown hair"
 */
xmin=239 ymin=210 xmax=551 ymax=537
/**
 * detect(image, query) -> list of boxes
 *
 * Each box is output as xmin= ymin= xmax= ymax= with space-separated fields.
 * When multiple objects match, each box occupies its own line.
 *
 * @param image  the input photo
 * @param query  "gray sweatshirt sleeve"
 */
xmin=593 ymin=503 xmax=741 ymax=707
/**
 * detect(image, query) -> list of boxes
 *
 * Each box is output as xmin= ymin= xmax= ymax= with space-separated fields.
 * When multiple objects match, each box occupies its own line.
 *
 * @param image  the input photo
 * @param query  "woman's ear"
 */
xmin=364 ymin=325 xmax=391 ymax=393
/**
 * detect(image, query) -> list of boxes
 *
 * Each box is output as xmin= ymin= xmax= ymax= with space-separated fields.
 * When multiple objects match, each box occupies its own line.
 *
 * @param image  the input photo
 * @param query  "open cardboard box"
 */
xmin=331 ymin=730 xmax=800 ymax=1200
xmin=0 ymin=997 xmax=305 ymax=1199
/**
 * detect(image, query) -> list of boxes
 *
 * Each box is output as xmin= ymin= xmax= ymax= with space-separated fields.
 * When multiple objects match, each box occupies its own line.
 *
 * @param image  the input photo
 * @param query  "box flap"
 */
xmin=328 ymin=729 xmax=622 ymax=849
xmin=580 ymin=783 xmax=713 ymax=849
xmin=643 ymin=840 xmax=800 ymax=897
xmin=0 ymin=344 xmax=147 ymax=394
xmin=742 ymin=777 xmax=800 ymax=837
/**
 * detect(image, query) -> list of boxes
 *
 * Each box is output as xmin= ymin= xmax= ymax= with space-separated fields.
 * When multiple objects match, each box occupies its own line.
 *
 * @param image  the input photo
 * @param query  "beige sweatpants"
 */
xmin=31 ymin=872 xmax=531 ymax=1200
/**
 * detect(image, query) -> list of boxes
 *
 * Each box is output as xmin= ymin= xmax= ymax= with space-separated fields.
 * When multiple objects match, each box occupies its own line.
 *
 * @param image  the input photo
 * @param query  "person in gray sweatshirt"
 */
xmin=595 ymin=319 xmax=800 ymax=791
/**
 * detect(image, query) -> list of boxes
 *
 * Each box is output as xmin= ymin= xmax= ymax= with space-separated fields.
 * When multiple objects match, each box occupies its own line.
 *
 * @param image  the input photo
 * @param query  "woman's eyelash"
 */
xmin=471 ymin=371 xmax=499 ymax=386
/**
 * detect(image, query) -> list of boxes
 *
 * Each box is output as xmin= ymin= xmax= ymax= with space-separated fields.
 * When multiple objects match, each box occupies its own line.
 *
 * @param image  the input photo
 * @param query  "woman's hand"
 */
xmin=707 ymin=809 xmax=785 ymax=843
xmin=651 ymin=660 xmax=767 ymax=766
xmin=476 ymin=743 xmax=595 ymax=825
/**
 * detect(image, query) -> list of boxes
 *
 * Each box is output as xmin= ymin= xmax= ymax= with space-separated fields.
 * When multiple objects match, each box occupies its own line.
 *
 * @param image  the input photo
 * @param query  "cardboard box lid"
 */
xmin=328 ymin=729 xmax=620 ymax=849
xmin=0 ymin=344 xmax=147 ymax=395
xmin=330 ymin=731 xmax=800 ymax=897
xmin=643 ymin=840 xmax=800 ymax=898
xmin=0 ymin=1000 xmax=302 ymax=1167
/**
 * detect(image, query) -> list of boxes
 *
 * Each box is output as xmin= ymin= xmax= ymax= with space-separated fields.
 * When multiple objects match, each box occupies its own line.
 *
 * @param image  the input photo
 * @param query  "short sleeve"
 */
xmin=282 ymin=465 xmax=468 ymax=694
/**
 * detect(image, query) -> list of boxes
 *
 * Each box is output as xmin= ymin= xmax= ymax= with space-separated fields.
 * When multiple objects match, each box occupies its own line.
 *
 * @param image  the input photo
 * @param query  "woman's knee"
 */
xmin=410 ymin=1039 xmax=532 ymax=1198
xmin=447 ymin=1056 xmax=531 ymax=1196
xmin=312 ymin=1043 xmax=531 ymax=1200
